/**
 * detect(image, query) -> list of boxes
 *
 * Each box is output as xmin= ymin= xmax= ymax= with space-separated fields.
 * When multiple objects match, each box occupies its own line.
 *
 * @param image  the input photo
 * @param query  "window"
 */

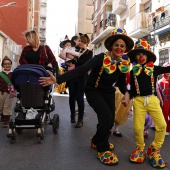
xmin=159 ymin=49 xmax=169 ymax=66
xmin=95 ymin=21 xmax=97 ymax=32
xmin=94 ymin=0 xmax=98 ymax=11
xmin=95 ymin=25 xmax=97 ymax=33
xmin=100 ymin=20 xmax=103 ymax=28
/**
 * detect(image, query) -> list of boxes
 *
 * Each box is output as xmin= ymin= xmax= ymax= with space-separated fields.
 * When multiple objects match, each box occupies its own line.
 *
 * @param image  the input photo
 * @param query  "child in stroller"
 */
xmin=7 ymin=64 xmax=59 ymax=144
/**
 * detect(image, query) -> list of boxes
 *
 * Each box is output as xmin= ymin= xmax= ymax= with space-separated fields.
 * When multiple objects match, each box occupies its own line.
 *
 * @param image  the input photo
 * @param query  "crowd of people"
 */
xmin=1 ymin=28 xmax=170 ymax=169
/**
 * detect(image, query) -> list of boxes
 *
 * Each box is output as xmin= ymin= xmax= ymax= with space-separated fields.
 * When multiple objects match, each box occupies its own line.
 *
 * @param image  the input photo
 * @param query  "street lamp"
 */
xmin=0 ymin=2 xmax=16 ymax=8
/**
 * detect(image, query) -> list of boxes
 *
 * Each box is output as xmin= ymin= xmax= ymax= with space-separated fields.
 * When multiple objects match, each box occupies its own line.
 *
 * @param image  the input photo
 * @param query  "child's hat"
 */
xmin=59 ymin=35 xmax=72 ymax=48
xmin=127 ymin=38 xmax=156 ymax=63
xmin=104 ymin=28 xmax=134 ymax=52
xmin=1 ymin=56 xmax=12 ymax=67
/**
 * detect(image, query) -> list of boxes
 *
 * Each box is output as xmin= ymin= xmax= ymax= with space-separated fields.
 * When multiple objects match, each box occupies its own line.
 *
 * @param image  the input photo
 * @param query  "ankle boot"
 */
xmin=3 ymin=115 xmax=11 ymax=128
xmin=70 ymin=114 xmax=76 ymax=123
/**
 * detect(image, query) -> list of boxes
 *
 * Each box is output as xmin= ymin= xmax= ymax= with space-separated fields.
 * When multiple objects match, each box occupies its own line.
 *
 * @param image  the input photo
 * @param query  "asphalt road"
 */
xmin=0 ymin=93 xmax=169 ymax=170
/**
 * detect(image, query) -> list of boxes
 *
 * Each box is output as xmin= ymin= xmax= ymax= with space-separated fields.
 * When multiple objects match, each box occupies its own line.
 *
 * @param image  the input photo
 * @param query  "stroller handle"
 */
xmin=43 ymin=66 xmax=56 ymax=74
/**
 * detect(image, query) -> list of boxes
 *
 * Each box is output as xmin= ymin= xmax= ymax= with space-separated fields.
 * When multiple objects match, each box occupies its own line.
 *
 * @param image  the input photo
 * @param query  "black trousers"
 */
xmin=85 ymin=89 xmax=115 ymax=152
xmin=67 ymin=78 xmax=85 ymax=122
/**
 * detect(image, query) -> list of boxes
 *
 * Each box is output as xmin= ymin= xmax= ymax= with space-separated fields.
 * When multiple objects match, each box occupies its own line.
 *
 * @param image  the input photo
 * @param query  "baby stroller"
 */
xmin=7 ymin=64 xmax=59 ymax=144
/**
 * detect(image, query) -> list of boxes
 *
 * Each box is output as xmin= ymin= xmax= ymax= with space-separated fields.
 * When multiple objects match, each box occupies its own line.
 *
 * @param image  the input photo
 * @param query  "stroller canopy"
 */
xmin=12 ymin=64 xmax=50 ymax=91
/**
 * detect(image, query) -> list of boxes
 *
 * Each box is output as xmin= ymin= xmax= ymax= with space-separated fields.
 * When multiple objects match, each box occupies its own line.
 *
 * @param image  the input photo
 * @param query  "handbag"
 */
xmin=0 ymin=72 xmax=16 ymax=98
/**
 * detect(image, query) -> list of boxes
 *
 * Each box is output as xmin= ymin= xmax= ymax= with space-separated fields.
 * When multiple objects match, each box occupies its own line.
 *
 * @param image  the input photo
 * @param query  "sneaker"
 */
xmin=97 ymin=151 xmax=118 ymax=165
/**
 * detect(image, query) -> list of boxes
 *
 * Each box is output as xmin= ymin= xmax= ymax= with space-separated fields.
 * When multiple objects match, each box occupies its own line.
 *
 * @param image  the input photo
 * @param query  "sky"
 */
xmin=46 ymin=0 xmax=78 ymax=53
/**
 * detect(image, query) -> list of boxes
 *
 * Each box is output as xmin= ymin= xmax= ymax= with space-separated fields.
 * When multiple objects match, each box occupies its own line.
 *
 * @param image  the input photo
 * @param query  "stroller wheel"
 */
xmin=15 ymin=128 xmax=23 ymax=134
xmin=36 ymin=128 xmax=44 ymax=144
xmin=9 ymin=137 xmax=16 ymax=144
xmin=53 ymin=114 xmax=59 ymax=134
xmin=8 ymin=131 xmax=16 ymax=144
xmin=37 ymin=136 xmax=43 ymax=144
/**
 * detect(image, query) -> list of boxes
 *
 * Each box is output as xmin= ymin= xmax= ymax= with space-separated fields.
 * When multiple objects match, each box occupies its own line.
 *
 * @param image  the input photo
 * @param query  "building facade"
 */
xmin=76 ymin=0 xmax=94 ymax=49
xmin=91 ymin=0 xmax=170 ymax=65
xmin=0 ymin=0 xmax=47 ymax=69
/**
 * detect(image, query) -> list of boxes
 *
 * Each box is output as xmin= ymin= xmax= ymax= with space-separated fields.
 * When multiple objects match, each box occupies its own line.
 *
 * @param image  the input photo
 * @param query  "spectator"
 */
xmin=0 ymin=56 xmax=14 ymax=127
xmin=157 ymin=62 xmax=170 ymax=136
xmin=19 ymin=30 xmax=57 ymax=68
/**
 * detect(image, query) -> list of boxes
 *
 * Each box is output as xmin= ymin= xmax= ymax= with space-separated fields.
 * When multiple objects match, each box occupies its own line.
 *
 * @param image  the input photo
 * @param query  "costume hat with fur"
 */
xmin=1 ymin=56 xmax=12 ymax=67
xmin=104 ymin=28 xmax=134 ymax=52
xmin=127 ymin=38 xmax=156 ymax=63
xmin=59 ymin=35 xmax=72 ymax=48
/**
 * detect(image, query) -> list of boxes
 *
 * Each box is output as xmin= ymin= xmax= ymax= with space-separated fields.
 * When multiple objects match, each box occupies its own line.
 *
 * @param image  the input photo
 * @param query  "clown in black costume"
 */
xmin=39 ymin=28 xmax=134 ymax=165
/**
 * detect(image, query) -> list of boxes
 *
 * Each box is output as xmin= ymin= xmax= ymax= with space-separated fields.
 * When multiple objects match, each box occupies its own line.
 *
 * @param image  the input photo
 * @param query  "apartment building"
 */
xmin=38 ymin=0 xmax=47 ymax=45
xmin=26 ymin=0 xmax=47 ymax=45
xmin=76 ymin=0 xmax=94 ymax=49
xmin=0 ymin=0 xmax=47 ymax=68
xmin=91 ymin=0 xmax=170 ymax=65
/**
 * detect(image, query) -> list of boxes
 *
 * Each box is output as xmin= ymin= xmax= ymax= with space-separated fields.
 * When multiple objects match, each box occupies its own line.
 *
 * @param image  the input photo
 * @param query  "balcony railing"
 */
xmin=40 ymin=14 xmax=47 ymax=18
xmin=92 ymin=10 xmax=98 ymax=20
xmin=40 ymin=2 xmax=47 ymax=7
xmin=105 ymin=12 xmax=116 ymax=27
xmin=149 ymin=4 xmax=170 ymax=32
xmin=150 ymin=16 xmax=170 ymax=32
xmin=112 ymin=0 xmax=127 ymax=15
xmin=39 ymin=25 xmax=46 ymax=29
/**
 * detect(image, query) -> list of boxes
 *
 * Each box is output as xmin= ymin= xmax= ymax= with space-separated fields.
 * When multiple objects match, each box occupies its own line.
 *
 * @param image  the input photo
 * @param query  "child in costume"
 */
xmin=55 ymin=67 xmax=68 ymax=94
xmin=157 ymin=62 xmax=170 ymax=135
xmin=127 ymin=38 xmax=170 ymax=168
xmin=59 ymin=35 xmax=81 ymax=70
xmin=0 ymin=56 xmax=14 ymax=127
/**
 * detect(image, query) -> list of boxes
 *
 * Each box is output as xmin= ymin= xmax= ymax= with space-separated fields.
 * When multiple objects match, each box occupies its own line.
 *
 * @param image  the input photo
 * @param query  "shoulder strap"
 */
xmin=0 ymin=72 xmax=11 ymax=84
xmin=44 ymin=45 xmax=48 ymax=58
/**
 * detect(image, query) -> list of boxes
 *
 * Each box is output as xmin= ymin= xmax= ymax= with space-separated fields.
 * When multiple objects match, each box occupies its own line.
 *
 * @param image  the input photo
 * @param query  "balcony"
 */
xmin=139 ymin=0 xmax=150 ymax=4
xmin=112 ymin=0 xmax=127 ymax=15
xmin=92 ymin=0 xmax=112 ymax=23
xmin=92 ymin=10 xmax=97 ymax=20
xmin=150 ymin=4 xmax=170 ymax=35
xmin=105 ymin=0 xmax=112 ymax=5
xmin=40 ymin=13 xmax=47 ymax=19
xmin=150 ymin=16 xmax=170 ymax=35
xmin=40 ymin=2 xmax=47 ymax=7
xmin=91 ymin=26 xmax=114 ymax=44
xmin=39 ymin=25 xmax=46 ymax=30
xmin=105 ymin=12 xmax=117 ymax=27
xmin=126 ymin=11 xmax=149 ymax=39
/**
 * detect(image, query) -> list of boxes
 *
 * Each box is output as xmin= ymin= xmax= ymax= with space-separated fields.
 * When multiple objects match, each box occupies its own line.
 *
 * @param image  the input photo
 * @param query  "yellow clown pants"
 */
xmin=133 ymin=95 xmax=166 ymax=149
